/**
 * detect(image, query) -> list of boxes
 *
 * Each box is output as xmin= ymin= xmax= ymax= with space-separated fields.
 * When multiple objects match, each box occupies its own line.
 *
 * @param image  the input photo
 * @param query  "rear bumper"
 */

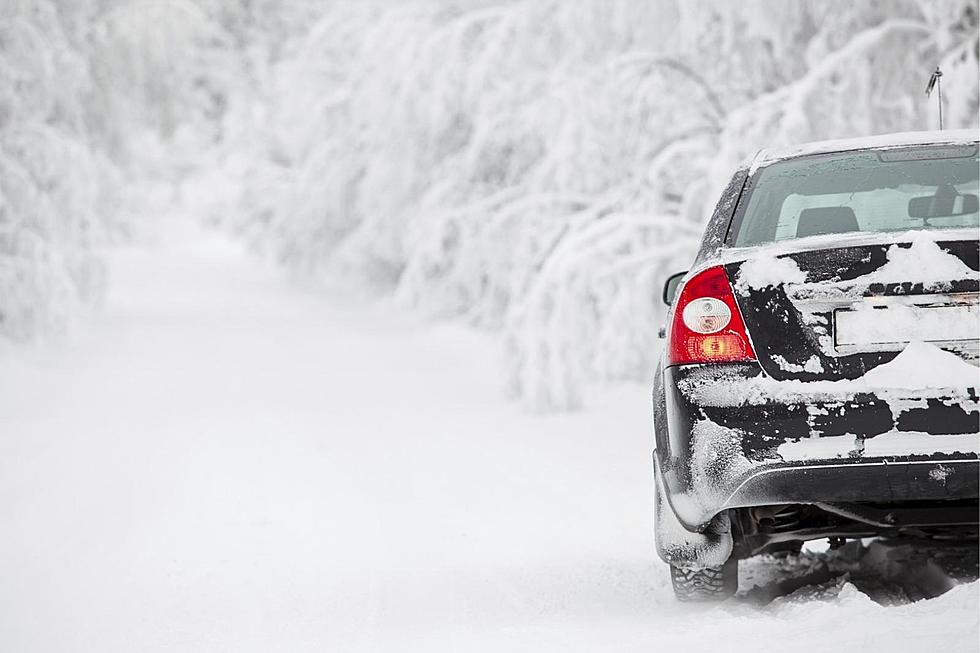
xmin=656 ymin=362 xmax=980 ymax=529
xmin=660 ymin=453 xmax=979 ymax=530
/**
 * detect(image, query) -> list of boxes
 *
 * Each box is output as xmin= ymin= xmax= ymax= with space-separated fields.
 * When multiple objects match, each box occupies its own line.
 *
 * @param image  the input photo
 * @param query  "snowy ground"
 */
xmin=0 ymin=220 xmax=977 ymax=652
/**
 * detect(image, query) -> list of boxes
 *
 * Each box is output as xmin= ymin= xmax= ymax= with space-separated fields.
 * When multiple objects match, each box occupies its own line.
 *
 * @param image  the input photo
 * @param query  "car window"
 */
xmin=732 ymin=144 xmax=980 ymax=247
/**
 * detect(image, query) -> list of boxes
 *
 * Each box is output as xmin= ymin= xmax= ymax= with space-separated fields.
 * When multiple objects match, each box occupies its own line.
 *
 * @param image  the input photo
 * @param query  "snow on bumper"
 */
xmin=654 ymin=455 xmax=733 ymax=568
xmin=659 ymin=362 xmax=980 ymax=529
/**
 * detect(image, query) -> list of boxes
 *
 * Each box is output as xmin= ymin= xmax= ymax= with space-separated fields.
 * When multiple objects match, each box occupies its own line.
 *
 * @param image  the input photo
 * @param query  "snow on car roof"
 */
xmin=751 ymin=128 xmax=979 ymax=172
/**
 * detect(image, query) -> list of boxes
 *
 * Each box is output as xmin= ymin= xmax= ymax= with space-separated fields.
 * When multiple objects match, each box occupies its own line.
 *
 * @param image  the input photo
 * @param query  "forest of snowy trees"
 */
xmin=3 ymin=0 xmax=979 ymax=408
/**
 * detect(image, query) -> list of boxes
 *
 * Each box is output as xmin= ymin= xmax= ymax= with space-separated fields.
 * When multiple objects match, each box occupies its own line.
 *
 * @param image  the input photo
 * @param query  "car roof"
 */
xmin=751 ymin=128 xmax=979 ymax=171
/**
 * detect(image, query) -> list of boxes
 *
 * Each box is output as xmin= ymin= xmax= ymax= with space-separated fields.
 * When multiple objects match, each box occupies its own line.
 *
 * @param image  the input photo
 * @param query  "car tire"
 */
xmin=669 ymin=558 xmax=738 ymax=602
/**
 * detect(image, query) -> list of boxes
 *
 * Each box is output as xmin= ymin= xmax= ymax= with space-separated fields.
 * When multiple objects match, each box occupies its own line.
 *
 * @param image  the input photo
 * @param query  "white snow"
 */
xmin=734 ymin=255 xmax=808 ymax=292
xmin=862 ymin=232 xmax=978 ymax=288
xmin=682 ymin=340 xmax=978 ymax=410
xmin=862 ymin=341 xmax=979 ymax=389
xmin=776 ymin=434 xmax=861 ymax=460
xmin=862 ymin=431 xmax=980 ymax=458
xmin=773 ymin=354 xmax=824 ymax=374
xmin=753 ymin=129 xmax=978 ymax=171
xmin=777 ymin=432 xmax=980 ymax=460
xmin=929 ymin=464 xmax=954 ymax=484
xmin=1 ymin=220 xmax=976 ymax=651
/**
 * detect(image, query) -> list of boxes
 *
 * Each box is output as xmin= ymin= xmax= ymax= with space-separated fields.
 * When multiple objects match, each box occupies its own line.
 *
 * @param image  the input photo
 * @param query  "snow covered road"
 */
xmin=0 ymin=223 xmax=976 ymax=652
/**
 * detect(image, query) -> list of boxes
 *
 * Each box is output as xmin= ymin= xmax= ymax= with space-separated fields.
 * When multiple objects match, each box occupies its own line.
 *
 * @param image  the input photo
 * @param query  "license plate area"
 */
xmin=834 ymin=293 xmax=979 ymax=354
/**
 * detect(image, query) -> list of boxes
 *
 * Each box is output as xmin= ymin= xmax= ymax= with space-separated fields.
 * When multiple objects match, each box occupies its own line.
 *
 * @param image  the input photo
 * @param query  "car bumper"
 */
xmin=657 ymin=363 xmax=980 ymax=529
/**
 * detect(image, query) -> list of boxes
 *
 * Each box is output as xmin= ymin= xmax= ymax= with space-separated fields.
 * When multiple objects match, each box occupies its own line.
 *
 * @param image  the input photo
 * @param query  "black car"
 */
xmin=653 ymin=130 xmax=980 ymax=601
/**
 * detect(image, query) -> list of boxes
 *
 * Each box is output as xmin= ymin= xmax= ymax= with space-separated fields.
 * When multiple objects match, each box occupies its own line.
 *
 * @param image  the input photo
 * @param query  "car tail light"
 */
xmin=667 ymin=266 xmax=756 ymax=366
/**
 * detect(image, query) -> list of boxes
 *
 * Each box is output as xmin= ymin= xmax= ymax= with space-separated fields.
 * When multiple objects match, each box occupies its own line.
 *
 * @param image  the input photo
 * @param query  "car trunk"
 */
xmin=725 ymin=232 xmax=979 ymax=383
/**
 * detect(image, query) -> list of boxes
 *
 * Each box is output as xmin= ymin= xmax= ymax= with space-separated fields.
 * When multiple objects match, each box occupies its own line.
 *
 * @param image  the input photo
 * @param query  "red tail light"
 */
xmin=667 ymin=266 xmax=756 ymax=366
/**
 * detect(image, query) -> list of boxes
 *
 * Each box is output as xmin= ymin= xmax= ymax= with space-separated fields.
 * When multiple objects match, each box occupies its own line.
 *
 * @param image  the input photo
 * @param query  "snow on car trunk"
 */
xmin=724 ymin=229 xmax=978 ymax=383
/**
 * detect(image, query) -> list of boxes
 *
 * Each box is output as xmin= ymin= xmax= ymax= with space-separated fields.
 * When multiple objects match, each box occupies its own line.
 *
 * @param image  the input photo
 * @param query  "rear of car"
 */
xmin=652 ymin=130 xmax=980 ymax=601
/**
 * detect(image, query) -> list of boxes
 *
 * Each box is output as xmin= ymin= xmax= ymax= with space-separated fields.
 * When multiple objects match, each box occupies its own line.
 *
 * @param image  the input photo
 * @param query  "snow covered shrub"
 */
xmin=0 ymin=0 xmax=251 ymax=341
xmin=0 ymin=1 xmax=113 ymax=340
xmin=214 ymin=0 xmax=979 ymax=409
xmin=87 ymin=0 xmax=242 ymax=168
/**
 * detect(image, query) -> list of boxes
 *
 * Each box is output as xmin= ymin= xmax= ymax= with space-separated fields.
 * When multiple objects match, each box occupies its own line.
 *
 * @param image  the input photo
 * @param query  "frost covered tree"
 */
xmin=196 ymin=0 xmax=977 ymax=409
xmin=9 ymin=0 xmax=976 ymax=409
xmin=0 ymin=0 xmax=112 ymax=340
xmin=0 ymin=0 xmax=244 ymax=341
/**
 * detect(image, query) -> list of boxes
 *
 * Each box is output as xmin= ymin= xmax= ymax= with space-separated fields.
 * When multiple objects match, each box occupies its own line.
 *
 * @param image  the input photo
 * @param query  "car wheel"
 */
xmin=669 ymin=558 xmax=738 ymax=602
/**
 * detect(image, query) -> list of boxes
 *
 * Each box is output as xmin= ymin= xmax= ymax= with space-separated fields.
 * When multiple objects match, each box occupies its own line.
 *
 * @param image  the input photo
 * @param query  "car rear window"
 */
xmin=730 ymin=144 xmax=980 ymax=247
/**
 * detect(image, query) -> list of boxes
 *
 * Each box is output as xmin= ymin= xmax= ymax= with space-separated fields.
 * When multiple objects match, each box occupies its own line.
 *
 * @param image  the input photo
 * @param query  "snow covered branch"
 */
xmin=19 ymin=0 xmax=973 ymax=409
xmin=183 ymin=0 xmax=979 ymax=409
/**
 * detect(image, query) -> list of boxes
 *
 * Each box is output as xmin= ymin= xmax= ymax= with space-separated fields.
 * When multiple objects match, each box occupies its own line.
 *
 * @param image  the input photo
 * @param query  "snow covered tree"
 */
xmin=10 ymin=0 xmax=976 ymax=409
xmin=0 ymin=0 xmax=112 ymax=340
xmin=0 ymin=0 xmax=243 ymax=341
xmin=201 ymin=0 xmax=975 ymax=409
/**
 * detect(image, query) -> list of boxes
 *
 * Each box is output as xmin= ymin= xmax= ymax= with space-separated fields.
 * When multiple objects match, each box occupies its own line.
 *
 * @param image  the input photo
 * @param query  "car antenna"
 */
xmin=925 ymin=66 xmax=943 ymax=130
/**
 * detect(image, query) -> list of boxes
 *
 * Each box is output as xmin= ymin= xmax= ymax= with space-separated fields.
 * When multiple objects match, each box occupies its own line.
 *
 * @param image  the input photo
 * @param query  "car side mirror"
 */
xmin=908 ymin=192 xmax=979 ymax=218
xmin=662 ymin=270 xmax=687 ymax=306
